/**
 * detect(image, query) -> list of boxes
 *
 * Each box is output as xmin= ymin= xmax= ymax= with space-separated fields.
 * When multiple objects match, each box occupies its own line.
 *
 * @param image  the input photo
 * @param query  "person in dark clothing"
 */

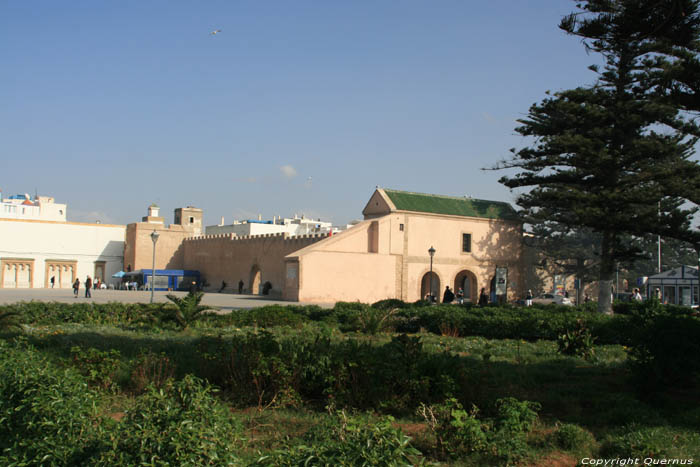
xmin=238 ymin=280 xmax=244 ymax=294
xmin=443 ymin=286 xmax=455 ymax=304
xmin=50 ymin=276 xmax=55 ymax=288
xmin=85 ymin=276 xmax=92 ymax=298
xmin=73 ymin=278 xmax=80 ymax=297
xmin=478 ymin=287 xmax=489 ymax=306
xmin=219 ymin=281 xmax=227 ymax=293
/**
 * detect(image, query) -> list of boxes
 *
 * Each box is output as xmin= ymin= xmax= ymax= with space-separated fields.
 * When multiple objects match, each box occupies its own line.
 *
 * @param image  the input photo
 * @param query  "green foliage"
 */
xmin=420 ymin=397 xmax=541 ymax=464
xmin=96 ymin=375 xmax=241 ymax=466
xmin=3 ymin=300 xmax=162 ymax=327
xmin=557 ymin=319 xmax=596 ymax=360
xmin=256 ymin=410 xmax=422 ymax=466
xmin=129 ymin=350 xmax=176 ymax=394
xmin=70 ymin=345 xmax=123 ymax=391
xmin=355 ymin=304 xmax=399 ymax=334
xmin=164 ymin=291 xmax=213 ymax=330
xmin=0 ymin=309 xmax=22 ymax=332
xmin=371 ymin=298 xmax=408 ymax=310
xmin=194 ymin=332 xmax=462 ymax=414
xmin=0 ymin=339 xmax=105 ymax=466
xmin=552 ymin=423 xmax=596 ymax=452
xmin=198 ymin=331 xmax=299 ymax=408
xmin=234 ymin=305 xmax=306 ymax=328
xmin=627 ymin=309 xmax=700 ymax=393
xmin=600 ymin=425 xmax=669 ymax=459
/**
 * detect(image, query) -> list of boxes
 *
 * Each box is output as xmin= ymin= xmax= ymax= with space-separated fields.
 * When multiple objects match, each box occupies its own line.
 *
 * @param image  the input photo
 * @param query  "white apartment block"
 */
xmin=0 ymin=192 xmax=125 ymax=288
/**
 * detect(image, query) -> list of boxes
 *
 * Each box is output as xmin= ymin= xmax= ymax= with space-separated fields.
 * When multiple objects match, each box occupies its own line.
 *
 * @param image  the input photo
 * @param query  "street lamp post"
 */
xmin=150 ymin=230 xmax=160 ymax=304
xmin=428 ymin=246 xmax=436 ymax=303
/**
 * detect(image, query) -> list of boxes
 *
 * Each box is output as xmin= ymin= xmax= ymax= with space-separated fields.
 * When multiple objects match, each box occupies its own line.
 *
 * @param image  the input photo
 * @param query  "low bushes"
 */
xmin=0 ymin=339 xmax=243 ymax=465
xmin=0 ymin=339 xmax=105 ymax=466
xmin=255 ymin=411 xmax=422 ymax=466
xmin=196 ymin=332 xmax=466 ymax=413
xmin=420 ymin=396 xmax=541 ymax=464
xmin=96 ymin=375 xmax=242 ymax=466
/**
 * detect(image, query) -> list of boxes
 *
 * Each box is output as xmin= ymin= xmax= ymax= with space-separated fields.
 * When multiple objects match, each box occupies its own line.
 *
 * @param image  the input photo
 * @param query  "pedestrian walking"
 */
xmin=526 ymin=289 xmax=533 ymax=307
xmin=73 ymin=278 xmax=80 ymax=297
xmin=456 ymin=288 xmax=464 ymax=305
xmin=85 ymin=276 xmax=92 ymax=298
xmin=442 ymin=286 xmax=455 ymax=304
xmin=238 ymin=280 xmax=244 ymax=294
xmin=50 ymin=276 xmax=55 ymax=288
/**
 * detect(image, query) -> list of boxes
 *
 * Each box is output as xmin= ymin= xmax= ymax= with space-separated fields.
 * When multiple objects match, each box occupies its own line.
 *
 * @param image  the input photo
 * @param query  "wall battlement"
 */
xmin=184 ymin=232 xmax=330 ymax=243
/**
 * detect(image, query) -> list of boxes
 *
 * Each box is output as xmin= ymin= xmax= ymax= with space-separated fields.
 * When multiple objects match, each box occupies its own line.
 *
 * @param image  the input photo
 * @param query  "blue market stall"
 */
xmin=123 ymin=269 xmax=201 ymax=291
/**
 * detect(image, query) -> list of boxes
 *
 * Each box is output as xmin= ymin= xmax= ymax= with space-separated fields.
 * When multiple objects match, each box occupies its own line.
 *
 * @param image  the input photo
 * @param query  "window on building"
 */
xmin=462 ymin=233 xmax=472 ymax=253
xmin=399 ymin=224 xmax=404 ymax=231
xmin=189 ymin=217 xmax=194 ymax=223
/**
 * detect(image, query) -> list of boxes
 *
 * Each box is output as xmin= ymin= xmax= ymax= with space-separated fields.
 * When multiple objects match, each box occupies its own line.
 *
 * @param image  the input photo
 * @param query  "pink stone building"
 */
xmin=127 ymin=189 xmax=524 ymax=303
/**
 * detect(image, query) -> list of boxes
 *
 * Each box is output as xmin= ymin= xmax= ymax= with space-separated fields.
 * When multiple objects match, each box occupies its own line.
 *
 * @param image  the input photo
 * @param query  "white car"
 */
xmin=532 ymin=293 xmax=573 ymax=306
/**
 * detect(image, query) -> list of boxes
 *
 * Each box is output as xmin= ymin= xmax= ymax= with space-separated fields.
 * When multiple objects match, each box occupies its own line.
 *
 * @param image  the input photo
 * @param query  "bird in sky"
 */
xmin=210 ymin=29 xmax=222 ymax=35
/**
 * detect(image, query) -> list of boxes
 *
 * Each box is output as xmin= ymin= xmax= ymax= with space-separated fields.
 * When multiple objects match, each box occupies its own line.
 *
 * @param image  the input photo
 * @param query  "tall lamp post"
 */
xmin=150 ymin=230 xmax=159 ymax=304
xmin=428 ymin=246 xmax=436 ymax=302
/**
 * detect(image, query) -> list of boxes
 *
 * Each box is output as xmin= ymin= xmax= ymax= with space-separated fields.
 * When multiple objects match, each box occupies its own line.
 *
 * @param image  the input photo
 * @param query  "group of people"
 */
xmin=425 ymin=286 xmax=490 ymax=305
xmin=72 ymin=276 xmax=96 ymax=298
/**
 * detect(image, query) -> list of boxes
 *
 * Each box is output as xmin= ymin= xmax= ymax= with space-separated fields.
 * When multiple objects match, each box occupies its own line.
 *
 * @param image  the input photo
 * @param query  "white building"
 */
xmin=0 ymin=193 xmax=125 ymax=288
xmin=205 ymin=214 xmax=340 ymax=237
xmin=645 ymin=265 xmax=699 ymax=306
xmin=1 ymin=192 xmax=67 ymax=222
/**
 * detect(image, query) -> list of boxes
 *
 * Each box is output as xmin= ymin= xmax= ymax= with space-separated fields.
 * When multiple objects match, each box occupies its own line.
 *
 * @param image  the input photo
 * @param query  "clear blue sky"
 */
xmin=1 ymin=1 xmax=599 ymax=227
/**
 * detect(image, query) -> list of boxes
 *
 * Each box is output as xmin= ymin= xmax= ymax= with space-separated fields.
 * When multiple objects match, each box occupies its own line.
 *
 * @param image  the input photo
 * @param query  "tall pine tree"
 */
xmin=497 ymin=0 xmax=700 ymax=313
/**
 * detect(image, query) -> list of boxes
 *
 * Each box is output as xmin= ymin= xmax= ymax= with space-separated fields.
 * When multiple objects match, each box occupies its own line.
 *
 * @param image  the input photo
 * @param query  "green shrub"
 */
xmin=553 ymin=423 xmax=596 ymax=452
xmin=600 ymin=425 xmax=669 ymax=458
xmin=0 ymin=339 xmax=106 ymax=466
xmin=627 ymin=312 xmax=700 ymax=393
xmin=372 ymin=298 xmax=408 ymax=310
xmin=420 ymin=396 xmax=541 ymax=464
xmin=0 ymin=309 xmax=23 ymax=332
xmin=129 ymin=350 xmax=176 ymax=394
xmin=237 ymin=305 xmax=306 ymax=328
xmin=70 ymin=345 xmax=123 ymax=391
xmin=256 ymin=410 xmax=422 ymax=466
xmin=96 ymin=375 xmax=241 ymax=466
xmin=557 ymin=319 xmax=596 ymax=360
xmin=164 ymin=291 xmax=213 ymax=330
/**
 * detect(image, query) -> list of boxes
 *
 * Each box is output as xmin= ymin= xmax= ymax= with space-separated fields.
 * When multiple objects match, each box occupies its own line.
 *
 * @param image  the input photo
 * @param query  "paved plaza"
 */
xmin=0 ymin=288 xmax=331 ymax=311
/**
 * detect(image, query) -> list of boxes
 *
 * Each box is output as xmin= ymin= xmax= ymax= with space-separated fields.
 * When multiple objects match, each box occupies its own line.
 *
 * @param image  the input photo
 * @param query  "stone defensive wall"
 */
xmin=182 ymin=232 xmax=329 ymax=297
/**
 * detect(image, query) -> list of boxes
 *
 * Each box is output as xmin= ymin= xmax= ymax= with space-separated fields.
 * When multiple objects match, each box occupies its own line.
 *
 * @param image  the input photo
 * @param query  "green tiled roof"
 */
xmin=383 ymin=189 xmax=518 ymax=220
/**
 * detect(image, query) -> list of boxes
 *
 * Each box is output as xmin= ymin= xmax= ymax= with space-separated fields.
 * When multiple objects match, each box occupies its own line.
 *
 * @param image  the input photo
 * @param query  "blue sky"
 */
xmin=1 ymin=1 xmax=599 ymax=227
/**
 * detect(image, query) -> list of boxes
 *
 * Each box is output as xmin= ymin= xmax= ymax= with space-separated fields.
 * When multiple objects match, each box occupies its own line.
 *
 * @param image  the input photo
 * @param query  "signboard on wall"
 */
xmin=495 ymin=267 xmax=508 ymax=296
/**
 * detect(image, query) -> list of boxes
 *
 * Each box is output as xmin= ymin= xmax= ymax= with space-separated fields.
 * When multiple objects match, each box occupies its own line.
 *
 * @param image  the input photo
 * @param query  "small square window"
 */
xmin=189 ymin=217 xmax=194 ymax=223
xmin=462 ymin=233 xmax=472 ymax=253
xmin=399 ymin=224 xmax=404 ymax=231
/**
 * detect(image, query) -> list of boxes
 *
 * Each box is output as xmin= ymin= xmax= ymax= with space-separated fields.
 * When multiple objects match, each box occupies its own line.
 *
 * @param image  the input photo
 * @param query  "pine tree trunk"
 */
xmin=576 ymin=258 xmax=585 ymax=306
xmin=597 ymin=232 xmax=615 ymax=314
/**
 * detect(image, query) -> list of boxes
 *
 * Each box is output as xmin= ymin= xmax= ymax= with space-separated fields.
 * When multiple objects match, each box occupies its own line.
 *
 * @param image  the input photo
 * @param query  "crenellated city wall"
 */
xmin=182 ymin=232 xmax=329 ymax=296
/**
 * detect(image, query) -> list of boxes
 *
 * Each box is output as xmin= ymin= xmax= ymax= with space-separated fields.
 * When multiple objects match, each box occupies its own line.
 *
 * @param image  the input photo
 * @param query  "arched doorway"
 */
xmin=250 ymin=265 xmax=261 ymax=295
xmin=420 ymin=271 xmax=441 ymax=302
xmin=454 ymin=270 xmax=478 ymax=303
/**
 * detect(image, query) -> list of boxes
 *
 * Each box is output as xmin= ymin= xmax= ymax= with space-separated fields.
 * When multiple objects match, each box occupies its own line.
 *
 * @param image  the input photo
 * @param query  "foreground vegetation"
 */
xmin=1 ymin=298 xmax=699 ymax=465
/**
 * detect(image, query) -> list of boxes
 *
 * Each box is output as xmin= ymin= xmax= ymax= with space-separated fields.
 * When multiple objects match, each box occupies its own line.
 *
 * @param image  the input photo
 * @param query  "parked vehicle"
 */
xmin=532 ymin=293 xmax=573 ymax=306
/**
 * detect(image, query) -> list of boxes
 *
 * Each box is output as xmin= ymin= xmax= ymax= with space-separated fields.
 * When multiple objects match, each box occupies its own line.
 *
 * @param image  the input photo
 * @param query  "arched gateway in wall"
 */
xmin=454 ymin=270 xmax=478 ymax=303
xmin=250 ymin=265 xmax=261 ymax=295
xmin=420 ymin=271 xmax=441 ymax=302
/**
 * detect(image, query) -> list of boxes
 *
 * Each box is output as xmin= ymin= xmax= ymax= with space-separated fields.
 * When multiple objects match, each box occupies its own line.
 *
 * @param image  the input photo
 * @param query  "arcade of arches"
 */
xmin=420 ymin=269 xmax=480 ymax=303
